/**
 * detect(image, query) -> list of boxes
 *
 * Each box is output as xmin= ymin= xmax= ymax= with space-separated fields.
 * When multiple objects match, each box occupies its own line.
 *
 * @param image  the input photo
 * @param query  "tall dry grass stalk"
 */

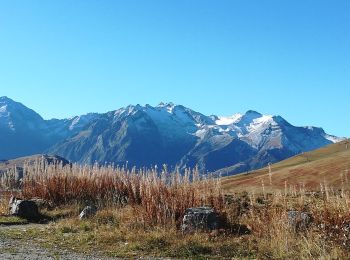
xmin=268 ymin=163 xmax=272 ymax=186
xmin=1 ymin=159 xmax=223 ymax=226
xmin=242 ymin=182 xmax=350 ymax=258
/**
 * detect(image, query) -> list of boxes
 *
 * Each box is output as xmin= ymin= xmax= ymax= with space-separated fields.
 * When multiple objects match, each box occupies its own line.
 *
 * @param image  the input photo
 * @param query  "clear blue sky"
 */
xmin=0 ymin=0 xmax=349 ymax=137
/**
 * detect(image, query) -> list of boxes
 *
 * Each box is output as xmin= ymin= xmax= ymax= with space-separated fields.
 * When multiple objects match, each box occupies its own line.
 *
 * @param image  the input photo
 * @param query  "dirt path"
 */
xmin=0 ymin=224 xmax=113 ymax=260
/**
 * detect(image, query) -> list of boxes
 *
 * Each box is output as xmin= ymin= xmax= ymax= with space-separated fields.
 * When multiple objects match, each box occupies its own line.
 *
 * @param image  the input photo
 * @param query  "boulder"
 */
xmin=79 ymin=205 xmax=97 ymax=219
xmin=9 ymin=196 xmax=40 ymax=220
xmin=287 ymin=210 xmax=312 ymax=230
xmin=181 ymin=207 xmax=223 ymax=233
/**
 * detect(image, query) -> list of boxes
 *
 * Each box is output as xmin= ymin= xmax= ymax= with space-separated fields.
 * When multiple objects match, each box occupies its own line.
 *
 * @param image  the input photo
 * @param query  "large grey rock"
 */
xmin=79 ymin=205 xmax=97 ymax=219
xmin=9 ymin=196 xmax=40 ymax=220
xmin=181 ymin=207 xmax=223 ymax=233
xmin=287 ymin=210 xmax=312 ymax=230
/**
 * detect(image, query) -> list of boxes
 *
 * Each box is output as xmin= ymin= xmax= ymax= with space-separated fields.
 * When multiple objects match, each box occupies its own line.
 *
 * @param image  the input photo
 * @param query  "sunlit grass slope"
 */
xmin=222 ymin=139 xmax=350 ymax=193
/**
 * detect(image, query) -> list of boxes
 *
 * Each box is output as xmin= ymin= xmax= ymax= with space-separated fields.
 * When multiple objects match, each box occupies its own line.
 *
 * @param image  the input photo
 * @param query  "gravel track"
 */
xmin=0 ymin=224 xmax=113 ymax=260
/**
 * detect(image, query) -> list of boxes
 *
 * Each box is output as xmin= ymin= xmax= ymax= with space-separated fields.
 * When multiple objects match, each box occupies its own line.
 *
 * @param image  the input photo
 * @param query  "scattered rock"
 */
xmin=79 ymin=205 xmax=97 ymax=219
xmin=181 ymin=207 xmax=224 ymax=233
xmin=9 ymin=196 xmax=40 ymax=220
xmin=287 ymin=210 xmax=312 ymax=230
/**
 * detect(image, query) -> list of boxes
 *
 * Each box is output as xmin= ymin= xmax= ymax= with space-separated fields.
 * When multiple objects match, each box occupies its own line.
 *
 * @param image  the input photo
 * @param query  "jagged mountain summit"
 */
xmin=0 ymin=96 xmax=99 ymax=159
xmin=0 ymin=97 xmax=344 ymax=175
xmin=0 ymin=96 xmax=48 ymax=158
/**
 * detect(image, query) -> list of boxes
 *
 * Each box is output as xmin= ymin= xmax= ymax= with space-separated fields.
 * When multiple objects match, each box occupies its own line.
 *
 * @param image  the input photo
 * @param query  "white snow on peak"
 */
xmin=249 ymin=115 xmax=274 ymax=127
xmin=0 ymin=105 xmax=15 ymax=131
xmin=216 ymin=114 xmax=242 ymax=125
xmin=324 ymin=134 xmax=346 ymax=143
xmin=114 ymin=105 xmax=138 ymax=118
xmin=69 ymin=116 xmax=81 ymax=130
xmin=0 ymin=105 xmax=8 ymax=113
xmin=109 ymin=103 xmax=344 ymax=150
xmin=114 ymin=108 xmax=126 ymax=117
xmin=194 ymin=113 xmax=279 ymax=149
xmin=157 ymin=102 xmax=175 ymax=113
xmin=250 ymin=115 xmax=274 ymax=130
xmin=242 ymin=115 xmax=278 ymax=148
xmin=145 ymin=104 xmax=193 ymax=127
xmin=8 ymin=121 xmax=15 ymax=131
xmin=195 ymin=128 xmax=208 ymax=139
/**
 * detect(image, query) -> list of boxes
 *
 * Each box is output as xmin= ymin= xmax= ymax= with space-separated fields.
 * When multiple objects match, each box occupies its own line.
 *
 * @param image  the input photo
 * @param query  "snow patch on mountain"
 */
xmin=0 ymin=105 xmax=8 ymax=113
xmin=69 ymin=116 xmax=82 ymax=130
xmin=141 ymin=104 xmax=198 ymax=141
xmin=216 ymin=114 xmax=242 ymax=125
xmin=247 ymin=115 xmax=274 ymax=132
xmin=324 ymin=134 xmax=346 ymax=143
xmin=195 ymin=128 xmax=207 ymax=139
xmin=157 ymin=102 xmax=175 ymax=113
xmin=68 ymin=113 xmax=100 ymax=131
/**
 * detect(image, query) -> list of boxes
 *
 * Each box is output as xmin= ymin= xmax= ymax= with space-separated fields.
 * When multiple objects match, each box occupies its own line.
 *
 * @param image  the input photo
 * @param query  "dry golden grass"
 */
xmin=1 ymin=160 xmax=223 ymax=227
xmin=1 ymin=145 xmax=350 ymax=258
xmin=222 ymin=139 xmax=350 ymax=193
xmin=1 ymin=189 xmax=350 ymax=258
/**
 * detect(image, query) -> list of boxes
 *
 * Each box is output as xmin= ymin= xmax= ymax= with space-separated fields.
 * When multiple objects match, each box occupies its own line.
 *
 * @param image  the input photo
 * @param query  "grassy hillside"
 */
xmin=0 ymin=154 xmax=69 ymax=173
xmin=221 ymin=139 xmax=350 ymax=193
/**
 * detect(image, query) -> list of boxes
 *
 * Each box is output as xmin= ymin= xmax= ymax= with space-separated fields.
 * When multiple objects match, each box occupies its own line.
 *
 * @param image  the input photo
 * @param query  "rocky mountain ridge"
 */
xmin=0 ymin=96 xmax=344 ymax=175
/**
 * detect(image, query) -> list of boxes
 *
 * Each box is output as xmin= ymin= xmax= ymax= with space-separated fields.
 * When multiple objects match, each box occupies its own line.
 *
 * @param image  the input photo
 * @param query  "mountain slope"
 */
xmin=0 ymin=96 xmax=344 ymax=175
xmin=50 ymin=104 xmax=201 ymax=167
xmin=221 ymin=139 xmax=350 ymax=192
xmin=50 ymin=102 xmax=343 ymax=173
xmin=0 ymin=97 xmax=99 ymax=160
xmin=0 ymin=96 xmax=49 ymax=159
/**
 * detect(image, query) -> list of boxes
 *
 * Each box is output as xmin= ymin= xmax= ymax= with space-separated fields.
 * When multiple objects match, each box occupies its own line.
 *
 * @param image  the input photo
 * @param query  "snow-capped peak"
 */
xmin=0 ymin=96 xmax=12 ymax=102
xmin=251 ymin=114 xmax=274 ymax=125
xmin=96 ymin=102 xmax=346 ymax=150
xmin=0 ymin=96 xmax=20 ymax=109
xmin=215 ymin=114 xmax=242 ymax=126
xmin=157 ymin=102 xmax=176 ymax=113
xmin=0 ymin=97 xmax=13 ymax=108
xmin=235 ymin=110 xmax=263 ymax=125
xmin=157 ymin=102 xmax=175 ymax=107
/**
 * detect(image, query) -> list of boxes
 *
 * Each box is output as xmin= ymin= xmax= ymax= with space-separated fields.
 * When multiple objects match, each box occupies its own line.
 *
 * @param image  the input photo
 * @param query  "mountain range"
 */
xmin=0 ymin=96 xmax=344 ymax=175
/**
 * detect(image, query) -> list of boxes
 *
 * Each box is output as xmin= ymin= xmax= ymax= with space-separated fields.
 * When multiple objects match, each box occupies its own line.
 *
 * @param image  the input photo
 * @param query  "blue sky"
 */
xmin=0 ymin=0 xmax=349 ymax=137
